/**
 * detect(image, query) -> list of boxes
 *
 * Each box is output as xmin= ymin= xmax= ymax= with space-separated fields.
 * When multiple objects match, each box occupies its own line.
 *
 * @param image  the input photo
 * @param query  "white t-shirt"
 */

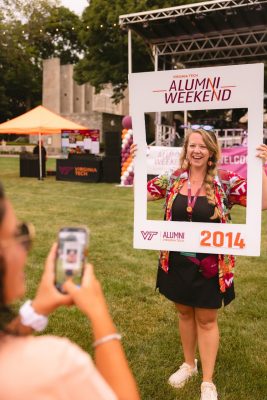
xmin=0 ymin=334 xmax=117 ymax=400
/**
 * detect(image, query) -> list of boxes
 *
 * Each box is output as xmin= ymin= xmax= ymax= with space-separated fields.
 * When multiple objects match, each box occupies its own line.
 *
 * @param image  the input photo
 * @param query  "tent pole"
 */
xmin=38 ymin=132 xmax=43 ymax=180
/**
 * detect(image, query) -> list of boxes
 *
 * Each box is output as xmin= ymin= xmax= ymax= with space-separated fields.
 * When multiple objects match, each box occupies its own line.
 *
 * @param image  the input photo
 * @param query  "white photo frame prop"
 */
xmin=129 ymin=63 xmax=264 ymax=256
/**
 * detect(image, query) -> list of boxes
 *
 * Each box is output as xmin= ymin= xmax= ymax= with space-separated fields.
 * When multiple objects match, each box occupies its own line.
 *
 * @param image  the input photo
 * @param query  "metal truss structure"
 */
xmin=119 ymin=0 xmax=266 ymax=24
xmin=119 ymin=0 xmax=267 ymax=70
xmin=157 ymin=30 xmax=267 ymax=66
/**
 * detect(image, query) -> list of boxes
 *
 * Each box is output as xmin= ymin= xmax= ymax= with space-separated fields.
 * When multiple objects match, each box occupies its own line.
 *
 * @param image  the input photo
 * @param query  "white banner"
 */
xmin=130 ymin=63 xmax=264 ymax=256
xmin=146 ymin=146 xmax=181 ymax=175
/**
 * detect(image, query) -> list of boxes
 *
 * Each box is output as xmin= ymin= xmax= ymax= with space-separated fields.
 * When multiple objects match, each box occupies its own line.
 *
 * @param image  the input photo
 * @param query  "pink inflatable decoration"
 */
xmin=122 ymin=115 xmax=132 ymax=130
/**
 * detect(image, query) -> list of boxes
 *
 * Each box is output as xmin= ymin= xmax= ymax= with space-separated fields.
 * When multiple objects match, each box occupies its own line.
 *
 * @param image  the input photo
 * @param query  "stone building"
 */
xmin=41 ymin=58 xmax=129 ymax=152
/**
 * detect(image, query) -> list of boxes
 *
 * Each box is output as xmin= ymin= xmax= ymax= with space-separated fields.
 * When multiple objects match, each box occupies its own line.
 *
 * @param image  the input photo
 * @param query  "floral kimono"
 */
xmin=147 ymin=169 xmax=247 ymax=293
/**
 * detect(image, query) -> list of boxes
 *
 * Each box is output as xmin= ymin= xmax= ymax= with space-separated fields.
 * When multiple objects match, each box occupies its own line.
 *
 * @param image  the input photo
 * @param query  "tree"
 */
xmin=0 ymin=0 xmax=84 ymax=122
xmin=74 ymin=0 xmax=203 ymax=103
xmin=27 ymin=5 xmax=84 ymax=65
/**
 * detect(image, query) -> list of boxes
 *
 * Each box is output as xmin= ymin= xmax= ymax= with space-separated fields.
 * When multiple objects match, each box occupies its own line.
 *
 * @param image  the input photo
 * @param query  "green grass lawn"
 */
xmin=0 ymin=157 xmax=266 ymax=400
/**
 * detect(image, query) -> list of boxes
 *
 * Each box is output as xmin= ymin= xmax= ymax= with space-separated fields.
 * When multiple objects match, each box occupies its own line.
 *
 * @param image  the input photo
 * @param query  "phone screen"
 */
xmin=55 ymin=227 xmax=89 ymax=292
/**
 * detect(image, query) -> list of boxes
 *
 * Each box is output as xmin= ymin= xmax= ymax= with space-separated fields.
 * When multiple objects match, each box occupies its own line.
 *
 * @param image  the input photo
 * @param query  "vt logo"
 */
xmin=141 ymin=231 xmax=158 ymax=240
xmin=59 ymin=166 xmax=74 ymax=175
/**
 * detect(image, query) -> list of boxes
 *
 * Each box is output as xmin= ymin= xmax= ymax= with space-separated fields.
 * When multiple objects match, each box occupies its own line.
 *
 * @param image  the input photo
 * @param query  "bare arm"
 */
xmin=5 ymin=316 xmax=33 ymax=335
xmin=6 ymin=244 xmax=73 ymax=335
xmin=256 ymin=144 xmax=267 ymax=210
xmin=147 ymin=192 xmax=158 ymax=201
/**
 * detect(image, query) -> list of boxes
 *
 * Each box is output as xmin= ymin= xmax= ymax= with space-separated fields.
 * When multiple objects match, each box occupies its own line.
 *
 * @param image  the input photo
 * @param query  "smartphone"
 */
xmin=55 ymin=227 xmax=89 ymax=292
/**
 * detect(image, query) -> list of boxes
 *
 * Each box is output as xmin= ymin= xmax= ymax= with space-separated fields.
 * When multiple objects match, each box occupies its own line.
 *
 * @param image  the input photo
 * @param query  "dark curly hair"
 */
xmin=0 ymin=182 xmax=15 ymax=332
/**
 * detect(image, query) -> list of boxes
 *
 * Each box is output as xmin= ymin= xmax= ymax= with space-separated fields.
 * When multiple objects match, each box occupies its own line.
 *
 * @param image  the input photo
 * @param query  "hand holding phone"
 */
xmin=62 ymin=263 xmax=109 ymax=319
xmin=55 ymin=227 xmax=89 ymax=292
xmin=31 ymin=244 xmax=73 ymax=316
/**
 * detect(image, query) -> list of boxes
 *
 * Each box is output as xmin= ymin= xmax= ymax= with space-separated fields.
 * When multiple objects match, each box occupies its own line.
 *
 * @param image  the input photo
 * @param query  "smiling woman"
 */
xmin=144 ymin=128 xmax=267 ymax=400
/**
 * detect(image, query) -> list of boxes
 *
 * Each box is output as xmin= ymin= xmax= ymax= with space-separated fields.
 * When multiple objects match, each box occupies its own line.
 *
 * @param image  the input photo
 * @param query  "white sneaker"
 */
xmin=168 ymin=359 xmax=198 ymax=388
xmin=200 ymin=382 xmax=218 ymax=400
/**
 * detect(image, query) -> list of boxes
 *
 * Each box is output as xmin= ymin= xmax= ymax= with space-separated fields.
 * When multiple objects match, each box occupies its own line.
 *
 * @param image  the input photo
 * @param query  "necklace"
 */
xmin=187 ymin=173 xmax=204 ymax=221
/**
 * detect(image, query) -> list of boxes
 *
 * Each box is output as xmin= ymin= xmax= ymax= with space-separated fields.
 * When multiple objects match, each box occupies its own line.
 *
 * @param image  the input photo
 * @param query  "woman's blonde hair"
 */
xmin=179 ymin=129 xmax=221 ymax=218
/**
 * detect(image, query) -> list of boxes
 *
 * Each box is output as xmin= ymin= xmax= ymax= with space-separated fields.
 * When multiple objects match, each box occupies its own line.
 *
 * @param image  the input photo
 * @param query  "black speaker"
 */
xmin=104 ymin=131 xmax=121 ymax=156
xmin=20 ymin=154 xmax=46 ymax=177
xmin=102 ymin=156 xmax=121 ymax=183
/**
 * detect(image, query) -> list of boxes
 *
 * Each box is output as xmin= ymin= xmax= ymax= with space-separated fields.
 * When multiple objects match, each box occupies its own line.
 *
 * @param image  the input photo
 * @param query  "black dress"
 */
xmin=156 ymin=194 xmax=235 ymax=308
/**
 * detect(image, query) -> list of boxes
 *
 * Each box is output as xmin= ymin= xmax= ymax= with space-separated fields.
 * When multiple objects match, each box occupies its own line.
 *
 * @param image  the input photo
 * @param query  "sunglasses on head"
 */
xmin=14 ymin=222 xmax=35 ymax=252
xmin=181 ymin=124 xmax=215 ymax=131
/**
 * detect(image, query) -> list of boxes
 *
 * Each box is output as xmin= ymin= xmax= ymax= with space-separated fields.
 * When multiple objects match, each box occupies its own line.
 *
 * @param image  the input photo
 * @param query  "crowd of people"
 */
xmin=0 ymin=127 xmax=267 ymax=400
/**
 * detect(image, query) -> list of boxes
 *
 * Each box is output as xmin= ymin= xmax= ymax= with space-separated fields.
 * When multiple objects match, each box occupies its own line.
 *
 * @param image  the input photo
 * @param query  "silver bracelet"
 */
xmin=19 ymin=300 xmax=48 ymax=332
xmin=93 ymin=333 xmax=122 ymax=349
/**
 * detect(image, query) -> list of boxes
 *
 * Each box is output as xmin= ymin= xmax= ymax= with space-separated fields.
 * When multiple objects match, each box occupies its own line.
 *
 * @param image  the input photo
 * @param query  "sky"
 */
xmin=59 ymin=0 xmax=89 ymax=15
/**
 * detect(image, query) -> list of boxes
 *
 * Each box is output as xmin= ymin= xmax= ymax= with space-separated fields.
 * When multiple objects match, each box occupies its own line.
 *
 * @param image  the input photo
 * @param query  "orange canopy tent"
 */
xmin=0 ymin=105 xmax=88 ymax=179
